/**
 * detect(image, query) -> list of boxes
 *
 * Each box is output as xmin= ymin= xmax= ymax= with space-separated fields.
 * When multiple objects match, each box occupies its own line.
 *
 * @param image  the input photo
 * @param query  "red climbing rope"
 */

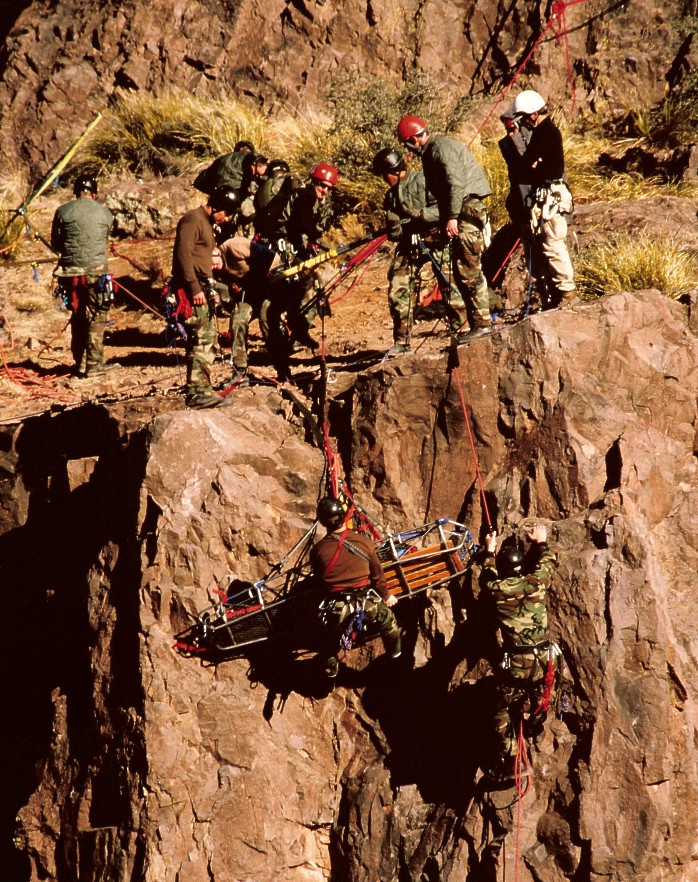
xmin=469 ymin=0 xmax=590 ymax=145
xmin=491 ymin=238 xmax=522 ymax=284
xmin=450 ymin=365 xmax=493 ymax=529
xmin=513 ymin=720 xmax=531 ymax=882
xmin=533 ymin=658 xmax=557 ymax=714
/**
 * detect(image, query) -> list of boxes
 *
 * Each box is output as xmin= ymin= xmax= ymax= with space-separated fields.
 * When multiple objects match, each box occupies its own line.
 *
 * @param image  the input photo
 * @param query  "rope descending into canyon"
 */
xmin=447 ymin=342 xmax=493 ymax=530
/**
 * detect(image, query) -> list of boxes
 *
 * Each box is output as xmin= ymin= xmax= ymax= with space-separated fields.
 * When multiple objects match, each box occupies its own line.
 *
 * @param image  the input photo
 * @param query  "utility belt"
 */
xmin=500 ymin=639 xmax=561 ymax=670
xmin=527 ymin=180 xmax=573 ymax=227
xmin=318 ymin=585 xmax=381 ymax=628
xmin=54 ymin=273 xmax=115 ymax=310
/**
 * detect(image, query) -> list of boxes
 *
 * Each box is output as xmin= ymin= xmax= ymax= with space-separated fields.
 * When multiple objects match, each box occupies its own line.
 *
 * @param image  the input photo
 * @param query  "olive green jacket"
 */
xmin=51 ymin=196 xmax=114 ymax=275
xmin=384 ymin=170 xmax=440 ymax=242
xmin=421 ymin=134 xmax=492 ymax=221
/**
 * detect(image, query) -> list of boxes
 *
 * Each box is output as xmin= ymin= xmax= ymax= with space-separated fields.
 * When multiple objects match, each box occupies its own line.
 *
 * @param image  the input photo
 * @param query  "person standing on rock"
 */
xmin=511 ymin=90 xmax=576 ymax=309
xmin=51 ymin=175 xmax=117 ymax=378
xmin=193 ymin=140 xmax=255 ymax=196
xmin=213 ymin=235 xmax=281 ymax=384
xmin=371 ymin=147 xmax=443 ymax=356
xmin=264 ymin=162 xmax=339 ymax=375
xmin=481 ymin=523 xmax=559 ymax=783
xmin=311 ymin=497 xmax=401 ymax=680
xmin=170 ymin=187 xmax=240 ymax=409
xmin=396 ymin=114 xmax=493 ymax=341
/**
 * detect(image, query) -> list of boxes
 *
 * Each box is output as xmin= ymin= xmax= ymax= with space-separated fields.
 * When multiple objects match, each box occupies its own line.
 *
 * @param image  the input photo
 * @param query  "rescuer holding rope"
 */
xmin=371 ymin=146 xmax=443 ymax=356
xmin=481 ymin=523 xmax=559 ymax=783
xmin=511 ymin=90 xmax=576 ymax=310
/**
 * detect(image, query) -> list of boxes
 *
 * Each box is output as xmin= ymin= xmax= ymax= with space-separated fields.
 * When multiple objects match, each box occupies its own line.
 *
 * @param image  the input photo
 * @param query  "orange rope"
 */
xmin=513 ymin=720 xmax=531 ymax=882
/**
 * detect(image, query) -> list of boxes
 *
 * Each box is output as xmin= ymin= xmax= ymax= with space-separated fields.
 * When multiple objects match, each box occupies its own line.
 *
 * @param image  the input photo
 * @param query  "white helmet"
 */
xmin=512 ymin=90 xmax=546 ymax=117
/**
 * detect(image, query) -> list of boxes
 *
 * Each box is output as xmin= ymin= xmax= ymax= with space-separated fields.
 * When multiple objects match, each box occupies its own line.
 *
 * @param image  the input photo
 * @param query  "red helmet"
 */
xmin=311 ymin=163 xmax=339 ymax=187
xmin=396 ymin=115 xmax=427 ymax=142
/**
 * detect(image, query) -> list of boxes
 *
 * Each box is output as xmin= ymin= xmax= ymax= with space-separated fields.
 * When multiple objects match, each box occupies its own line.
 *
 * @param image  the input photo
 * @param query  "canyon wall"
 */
xmin=1 ymin=289 xmax=698 ymax=880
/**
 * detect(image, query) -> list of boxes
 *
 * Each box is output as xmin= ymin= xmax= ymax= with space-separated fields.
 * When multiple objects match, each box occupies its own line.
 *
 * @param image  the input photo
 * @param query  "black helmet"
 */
xmin=73 ymin=175 xmax=98 ymax=196
xmin=234 ymin=140 xmax=255 ymax=153
xmin=267 ymin=159 xmax=290 ymax=177
xmin=316 ymin=497 xmax=346 ymax=531
xmin=371 ymin=147 xmax=405 ymax=177
xmin=497 ymin=544 xmax=524 ymax=578
xmin=209 ymin=186 xmax=240 ymax=215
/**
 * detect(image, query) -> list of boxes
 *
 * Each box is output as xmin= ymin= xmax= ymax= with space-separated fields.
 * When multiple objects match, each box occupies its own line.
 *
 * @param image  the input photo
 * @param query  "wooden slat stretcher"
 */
xmin=383 ymin=542 xmax=465 ymax=598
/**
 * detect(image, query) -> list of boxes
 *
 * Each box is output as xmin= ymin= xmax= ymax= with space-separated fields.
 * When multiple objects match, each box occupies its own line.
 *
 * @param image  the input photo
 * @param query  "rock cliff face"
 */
xmin=2 ymin=288 xmax=698 ymax=881
xmin=0 ymin=0 xmax=692 ymax=172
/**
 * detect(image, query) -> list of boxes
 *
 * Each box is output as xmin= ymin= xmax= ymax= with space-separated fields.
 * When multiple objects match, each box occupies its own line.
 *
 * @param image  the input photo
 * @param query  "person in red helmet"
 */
xmin=264 ymin=162 xmax=339 ymax=371
xmin=396 ymin=114 xmax=493 ymax=342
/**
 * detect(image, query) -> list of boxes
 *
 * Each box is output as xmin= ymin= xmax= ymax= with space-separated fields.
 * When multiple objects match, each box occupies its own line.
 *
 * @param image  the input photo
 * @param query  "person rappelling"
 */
xmin=311 ymin=497 xmax=402 ymax=680
xmin=480 ymin=523 xmax=560 ymax=784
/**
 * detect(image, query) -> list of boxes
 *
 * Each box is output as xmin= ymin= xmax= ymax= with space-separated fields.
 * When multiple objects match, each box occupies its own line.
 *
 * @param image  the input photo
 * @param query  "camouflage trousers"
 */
xmin=388 ymin=240 xmax=467 ymax=341
xmin=320 ymin=589 xmax=401 ymax=677
xmin=493 ymin=650 xmax=550 ymax=763
xmin=184 ymin=302 xmax=217 ymax=396
xmin=66 ymin=276 xmax=110 ymax=373
xmin=452 ymin=197 xmax=491 ymax=329
xmin=228 ymin=288 xmax=270 ymax=371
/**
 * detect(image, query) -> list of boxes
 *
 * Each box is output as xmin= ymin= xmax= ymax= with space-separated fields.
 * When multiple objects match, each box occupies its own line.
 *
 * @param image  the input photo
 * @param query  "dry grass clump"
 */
xmin=9 ymin=292 xmax=49 ymax=313
xmin=575 ymin=234 xmax=698 ymax=299
xmin=74 ymin=90 xmax=271 ymax=177
xmin=65 ymin=80 xmax=696 ymax=228
xmin=0 ymin=166 xmax=31 ymax=256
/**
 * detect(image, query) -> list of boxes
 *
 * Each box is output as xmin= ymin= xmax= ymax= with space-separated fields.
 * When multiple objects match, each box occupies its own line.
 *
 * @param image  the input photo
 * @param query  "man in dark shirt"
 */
xmin=171 ymin=187 xmax=239 ymax=408
xmin=311 ymin=497 xmax=401 ymax=679
xmin=51 ymin=175 xmax=116 ymax=377
xmin=511 ymin=91 xmax=576 ymax=309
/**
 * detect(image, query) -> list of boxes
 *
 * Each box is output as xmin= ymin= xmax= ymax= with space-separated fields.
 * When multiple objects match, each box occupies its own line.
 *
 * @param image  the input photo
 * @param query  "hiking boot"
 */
xmin=290 ymin=329 xmax=319 ymax=352
xmin=385 ymin=340 xmax=412 ymax=358
xmin=85 ymin=362 xmax=118 ymax=377
xmin=186 ymin=391 xmax=226 ymax=409
xmin=384 ymin=634 xmax=402 ymax=659
xmin=455 ymin=326 xmax=492 ymax=344
xmin=231 ymin=367 xmax=250 ymax=387
xmin=324 ymin=656 xmax=339 ymax=679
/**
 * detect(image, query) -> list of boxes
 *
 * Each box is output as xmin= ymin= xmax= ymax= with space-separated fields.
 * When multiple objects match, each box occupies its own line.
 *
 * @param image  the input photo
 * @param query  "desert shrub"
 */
xmin=575 ymin=234 xmax=698 ymax=298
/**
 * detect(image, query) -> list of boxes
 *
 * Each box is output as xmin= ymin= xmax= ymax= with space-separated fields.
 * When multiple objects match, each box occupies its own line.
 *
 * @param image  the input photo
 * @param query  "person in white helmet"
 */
xmin=512 ymin=90 xmax=576 ymax=310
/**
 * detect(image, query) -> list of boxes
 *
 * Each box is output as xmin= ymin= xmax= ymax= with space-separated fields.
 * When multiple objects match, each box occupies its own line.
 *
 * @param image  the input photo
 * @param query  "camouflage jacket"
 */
xmin=383 ymin=169 xmax=440 ymax=242
xmin=481 ymin=541 xmax=557 ymax=647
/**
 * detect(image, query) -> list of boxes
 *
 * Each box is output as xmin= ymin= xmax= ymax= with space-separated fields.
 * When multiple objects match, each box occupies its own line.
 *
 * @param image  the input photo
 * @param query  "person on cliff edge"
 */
xmin=480 ymin=523 xmax=559 ymax=783
xmin=396 ymin=114 xmax=493 ymax=341
xmin=371 ymin=146 xmax=443 ymax=357
xmin=51 ymin=175 xmax=117 ymax=378
xmin=170 ymin=187 xmax=240 ymax=408
xmin=311 ymin=497 xmax=401 ymax=680
xmin=511 ymin=90 xmax=576 ymax=310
